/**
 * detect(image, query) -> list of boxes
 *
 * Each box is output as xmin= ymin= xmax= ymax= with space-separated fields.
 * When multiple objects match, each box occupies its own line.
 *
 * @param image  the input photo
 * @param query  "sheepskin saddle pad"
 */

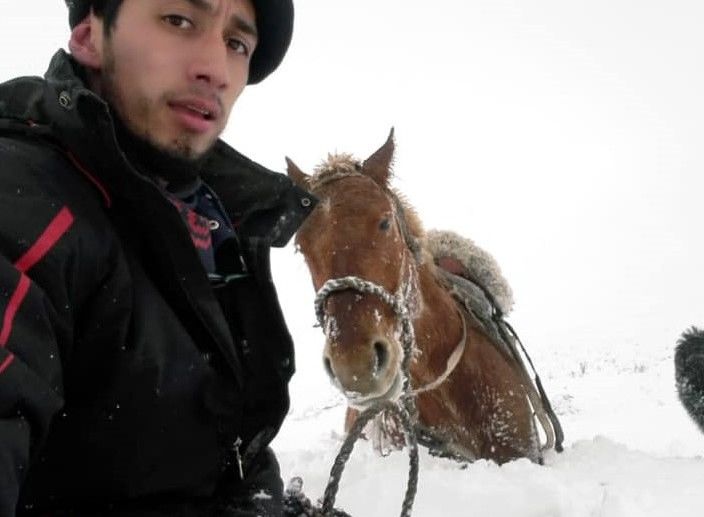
xmin=425 ymin=229 xmax=516 ymax=359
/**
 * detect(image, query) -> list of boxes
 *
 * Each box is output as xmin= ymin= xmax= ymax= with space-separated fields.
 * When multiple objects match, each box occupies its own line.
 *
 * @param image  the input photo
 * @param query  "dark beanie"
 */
xmin=64 ymin=0 xmax=293 ymax=84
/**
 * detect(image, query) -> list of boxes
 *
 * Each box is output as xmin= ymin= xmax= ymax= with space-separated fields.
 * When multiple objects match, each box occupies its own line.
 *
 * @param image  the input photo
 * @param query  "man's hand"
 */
xmin=282 ymin=477 xmax=352 ymax=517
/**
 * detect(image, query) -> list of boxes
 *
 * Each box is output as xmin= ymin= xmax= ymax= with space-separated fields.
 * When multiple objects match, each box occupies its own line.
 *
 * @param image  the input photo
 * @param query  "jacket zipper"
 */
xmin=233 ymin=436 xmax=244 ymax=480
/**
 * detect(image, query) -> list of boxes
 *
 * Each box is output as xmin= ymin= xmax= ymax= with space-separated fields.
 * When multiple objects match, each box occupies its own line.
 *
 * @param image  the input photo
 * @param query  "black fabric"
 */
xmin=0 ymin=50 xmax=316 ymax=516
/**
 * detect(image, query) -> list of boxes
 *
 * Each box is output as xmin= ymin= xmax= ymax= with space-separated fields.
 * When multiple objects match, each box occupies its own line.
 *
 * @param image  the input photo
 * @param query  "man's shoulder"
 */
xmin=0 ymin=134 xmax=65 ymax=188
xmin=0 ymin=133 xmax=119 ymax=310
xmin=0 ymin=73 xmax=47 ymax=105
xmin=0 ymin=133 xmax=113 ymax=251
xmin=0 ymin=134 xmax=84 ymax=200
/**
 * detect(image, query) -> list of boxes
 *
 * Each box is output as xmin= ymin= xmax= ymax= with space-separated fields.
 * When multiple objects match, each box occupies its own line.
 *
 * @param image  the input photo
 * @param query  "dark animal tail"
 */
xmin=675 ymin=326 xmax=704 ymax=434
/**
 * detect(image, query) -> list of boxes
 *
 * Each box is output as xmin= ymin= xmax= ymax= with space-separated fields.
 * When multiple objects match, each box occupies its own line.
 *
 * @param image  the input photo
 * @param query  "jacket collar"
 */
xmin=0 ymin=50 xmax=316 ymax=246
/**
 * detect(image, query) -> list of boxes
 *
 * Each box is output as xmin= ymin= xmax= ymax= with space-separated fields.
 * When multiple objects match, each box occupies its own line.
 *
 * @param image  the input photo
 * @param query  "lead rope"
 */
xmin=315 ymin=276 xmax=420 ymax=517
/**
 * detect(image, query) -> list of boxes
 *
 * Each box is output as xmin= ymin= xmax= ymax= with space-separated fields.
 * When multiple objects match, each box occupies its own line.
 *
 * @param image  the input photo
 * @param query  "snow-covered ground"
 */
xmin=272 ymin=248 xmax=704 ymax=517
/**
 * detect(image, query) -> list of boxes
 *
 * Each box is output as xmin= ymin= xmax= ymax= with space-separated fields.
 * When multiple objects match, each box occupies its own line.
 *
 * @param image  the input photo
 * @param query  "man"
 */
xmin=0 ymin=1 xmax=315 ymax=515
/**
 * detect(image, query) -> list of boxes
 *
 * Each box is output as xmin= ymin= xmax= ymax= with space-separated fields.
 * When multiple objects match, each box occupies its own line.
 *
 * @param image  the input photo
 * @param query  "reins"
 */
xmin=315 ymin=275 xmax=419 ymax=517
xmin=497 ymin=319 xmax=565 ymax=452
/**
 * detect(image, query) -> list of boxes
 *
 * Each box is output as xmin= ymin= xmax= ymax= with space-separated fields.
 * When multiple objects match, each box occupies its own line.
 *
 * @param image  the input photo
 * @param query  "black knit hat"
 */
xmin=65 ymin=0 xmax=293 ymax=84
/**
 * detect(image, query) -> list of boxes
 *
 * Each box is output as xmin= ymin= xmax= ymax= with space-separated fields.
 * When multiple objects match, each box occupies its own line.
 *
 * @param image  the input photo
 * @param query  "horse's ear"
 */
xmin=362 ymin=127 xmax=395 ymax=186
xmin=286 ymin=157 xmax=311 ymax=189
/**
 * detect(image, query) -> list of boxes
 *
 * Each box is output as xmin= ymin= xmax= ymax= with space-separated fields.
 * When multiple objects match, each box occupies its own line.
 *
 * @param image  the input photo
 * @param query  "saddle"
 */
xmin=426 ymin=230 xmax=565 ymax=454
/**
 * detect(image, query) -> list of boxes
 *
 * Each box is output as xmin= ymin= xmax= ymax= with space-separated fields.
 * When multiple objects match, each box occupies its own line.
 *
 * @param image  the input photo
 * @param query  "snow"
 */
xmin=272 ymin=262 xmax=704 ymax=516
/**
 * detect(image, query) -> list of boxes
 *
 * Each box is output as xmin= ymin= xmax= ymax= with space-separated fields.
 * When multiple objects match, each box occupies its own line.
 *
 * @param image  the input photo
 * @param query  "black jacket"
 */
xmin=0 ymin=51 xmax=315 ymax=516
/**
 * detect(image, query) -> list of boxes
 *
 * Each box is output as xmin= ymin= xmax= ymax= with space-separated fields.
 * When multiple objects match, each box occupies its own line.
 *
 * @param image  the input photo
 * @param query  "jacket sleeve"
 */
xmin=0 ymin=249 xmax=69 ymax=516
xmin=0 ymin=144 xmax=80 ymax=515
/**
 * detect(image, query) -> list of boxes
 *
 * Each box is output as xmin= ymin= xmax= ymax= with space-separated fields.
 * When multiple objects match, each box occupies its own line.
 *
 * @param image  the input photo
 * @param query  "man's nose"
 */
xmin=188 ymin=33 xmax=230 ymax=89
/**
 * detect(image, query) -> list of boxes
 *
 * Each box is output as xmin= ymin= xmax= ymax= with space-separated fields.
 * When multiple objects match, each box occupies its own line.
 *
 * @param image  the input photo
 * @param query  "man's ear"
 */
xmin=68 ymin=15 xmax=104 ymax=70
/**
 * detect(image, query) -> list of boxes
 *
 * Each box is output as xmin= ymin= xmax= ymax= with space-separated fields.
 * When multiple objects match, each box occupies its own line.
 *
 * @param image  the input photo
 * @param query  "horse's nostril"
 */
xmin=374 ymin=341 xmax=389 ymax=374
xmin=323 ymin=357 xmax=335 ymax=380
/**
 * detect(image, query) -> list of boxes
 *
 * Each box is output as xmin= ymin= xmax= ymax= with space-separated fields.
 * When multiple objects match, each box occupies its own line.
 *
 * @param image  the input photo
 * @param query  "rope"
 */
xmin=321 ymin=401 xmax=419 ymax=517
xmin=315 ymin=276 xmax=420 ymax=517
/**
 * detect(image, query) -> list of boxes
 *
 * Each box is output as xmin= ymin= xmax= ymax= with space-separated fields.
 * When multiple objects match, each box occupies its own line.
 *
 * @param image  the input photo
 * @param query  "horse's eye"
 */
xmin=379 ymin=218 xmax=391 ymax=231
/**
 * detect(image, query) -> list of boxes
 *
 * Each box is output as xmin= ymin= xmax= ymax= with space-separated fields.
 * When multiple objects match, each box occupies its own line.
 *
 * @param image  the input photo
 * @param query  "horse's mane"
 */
xmin=312 ymin=152 xmax=362 ymax=183
xmin=310 ymin=153 xmax=426 ymax=243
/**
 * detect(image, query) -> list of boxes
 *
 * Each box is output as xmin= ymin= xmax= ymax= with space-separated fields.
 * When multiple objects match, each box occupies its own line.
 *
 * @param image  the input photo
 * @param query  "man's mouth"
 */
xmin=184 ymin=104 xmax=214 ymax=120
xmin=169 ymin=97 xmax=221 ymax=119
xmin=168 ymin=98 xmax=222 ymax=132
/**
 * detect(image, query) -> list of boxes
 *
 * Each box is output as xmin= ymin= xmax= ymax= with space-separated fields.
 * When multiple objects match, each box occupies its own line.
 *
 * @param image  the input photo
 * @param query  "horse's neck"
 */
xmin=412 ymin=263 xmax=465 ymax=371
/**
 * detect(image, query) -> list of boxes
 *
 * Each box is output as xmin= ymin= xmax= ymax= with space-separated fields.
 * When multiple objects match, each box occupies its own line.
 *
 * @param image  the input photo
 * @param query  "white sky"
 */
xmin=1 ymin=1 xmax=703 ymax=358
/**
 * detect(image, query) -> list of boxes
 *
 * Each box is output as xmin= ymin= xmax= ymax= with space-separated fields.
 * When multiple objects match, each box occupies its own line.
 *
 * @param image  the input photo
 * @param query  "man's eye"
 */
xmin=228 ymin=39 xmax=250 ymax=56
xmin=163 ymin=15 xmax=194 ymax=30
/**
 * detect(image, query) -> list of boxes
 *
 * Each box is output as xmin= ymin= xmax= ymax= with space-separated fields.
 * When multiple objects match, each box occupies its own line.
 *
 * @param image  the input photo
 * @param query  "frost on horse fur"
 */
xmin=287 ymin=129 xmax=562 ymax=464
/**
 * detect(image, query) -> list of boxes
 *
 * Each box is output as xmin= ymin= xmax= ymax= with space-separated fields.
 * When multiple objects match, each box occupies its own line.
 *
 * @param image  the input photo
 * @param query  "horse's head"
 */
xmin=287 ymin=129 xmax=424 ymax=409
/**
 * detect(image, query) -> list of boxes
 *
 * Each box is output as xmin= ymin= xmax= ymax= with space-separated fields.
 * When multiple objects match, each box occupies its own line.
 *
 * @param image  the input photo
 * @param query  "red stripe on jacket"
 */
xmin=0 ymin=207 xmax=75 ymax=348
xmin=0 ymin=352 xmax=15 ymax=374
xmin=65 ymin=151 xmax=112 ymax=208
xmin=0 ymin=275 xmax=30 ymax=347
xmin=14 ymin=207 xmax=74 ymax=273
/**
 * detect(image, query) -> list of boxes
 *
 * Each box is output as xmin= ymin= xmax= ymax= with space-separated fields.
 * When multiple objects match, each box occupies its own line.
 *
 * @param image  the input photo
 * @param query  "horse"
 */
xmin=286 ymin=130 xmax=562 ymax=464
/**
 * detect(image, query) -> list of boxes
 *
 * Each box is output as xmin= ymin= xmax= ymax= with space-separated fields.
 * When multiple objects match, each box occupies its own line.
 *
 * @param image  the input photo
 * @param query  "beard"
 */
xmin=100 ymin=43 xmax=214 ymax=190
xmin=110 ymin=111 xmax=209 ymax=191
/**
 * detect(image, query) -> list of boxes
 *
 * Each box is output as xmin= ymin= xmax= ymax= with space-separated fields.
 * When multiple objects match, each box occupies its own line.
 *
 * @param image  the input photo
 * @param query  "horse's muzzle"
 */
xmin=343 ymin=372 xmax=404 ymax=410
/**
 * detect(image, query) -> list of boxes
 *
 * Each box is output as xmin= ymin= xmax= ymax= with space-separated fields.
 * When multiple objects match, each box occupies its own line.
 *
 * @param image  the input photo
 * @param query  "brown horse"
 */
xmin=287 ymin=130 xmax=561 ymax=464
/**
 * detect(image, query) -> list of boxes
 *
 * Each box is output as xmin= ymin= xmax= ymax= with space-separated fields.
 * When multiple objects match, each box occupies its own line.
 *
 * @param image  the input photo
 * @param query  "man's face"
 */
xmin=93 ymin=0 xmax=257 ymax=159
